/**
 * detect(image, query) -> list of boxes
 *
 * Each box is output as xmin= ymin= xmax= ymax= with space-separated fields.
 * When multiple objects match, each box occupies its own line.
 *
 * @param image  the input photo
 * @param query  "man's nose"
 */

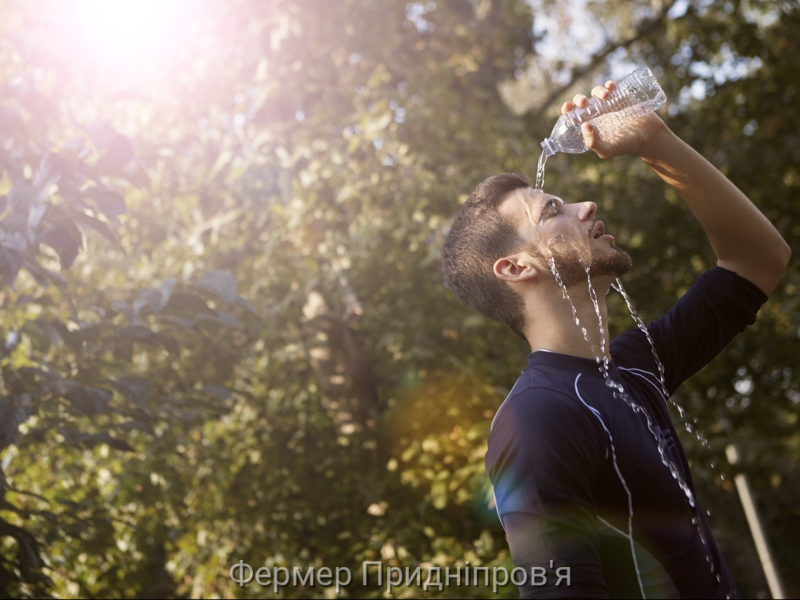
xmin=578 ymin=201 xmax=598 ymax=221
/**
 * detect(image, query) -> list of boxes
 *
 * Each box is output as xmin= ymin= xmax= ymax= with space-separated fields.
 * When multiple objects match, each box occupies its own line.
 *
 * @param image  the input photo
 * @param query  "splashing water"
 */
xmin=560 ymin=261 xmax=721 ymax=587
xmin=547 ymin=257 xmax=591 ymax=345
xmin=600 ymin=273 xmax=718 ymax=578
xmin=585 ymin=266 xmax=610 ymax=373
xmin=517 ymin=190 xmax=700 ymax=494
xmin=555 ymin=263 xmax=654 ymax=594
xmin=607 ymin=281 xmax=722 ymax=581
xmin=550 ymin=263 xmax=700 ymax=507
xmin=515 ymin=187 xmax=720 ymax=592
xmin=543 ymin=261 xmax=643 ymax=596
xmin=534 ymin=151 xmax=548 ymax=191
xmin=516 ymin=182 xmax=720 ymax=589
xmin=611 ymin=279 xmax=669 ymax=398
xmin=611 ymin=279 xmax=710 ymax=449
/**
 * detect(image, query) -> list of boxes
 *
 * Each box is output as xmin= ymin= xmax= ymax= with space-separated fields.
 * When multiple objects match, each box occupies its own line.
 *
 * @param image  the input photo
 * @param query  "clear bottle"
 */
xmin=540 ymin=66 xmax=667 ymax=157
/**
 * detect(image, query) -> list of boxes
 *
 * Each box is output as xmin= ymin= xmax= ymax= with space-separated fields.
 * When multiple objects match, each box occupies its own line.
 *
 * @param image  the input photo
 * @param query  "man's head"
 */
xmin=442 ymin=174 xmax=532 ymax=339
xmin=442 ymin=173 xmax=632 ymax=340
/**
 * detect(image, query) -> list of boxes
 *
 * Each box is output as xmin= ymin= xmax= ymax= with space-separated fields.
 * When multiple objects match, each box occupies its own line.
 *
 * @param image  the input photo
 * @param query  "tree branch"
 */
xmin=530 ymin=0 xmax=680 ymax=119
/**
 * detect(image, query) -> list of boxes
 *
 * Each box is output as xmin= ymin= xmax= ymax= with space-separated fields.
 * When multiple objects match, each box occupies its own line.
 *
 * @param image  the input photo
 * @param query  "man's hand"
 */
xmin=560 ymin=80 xmax=667 ymax=159
xmin=563 ymin=78 xmax=790 ymax=295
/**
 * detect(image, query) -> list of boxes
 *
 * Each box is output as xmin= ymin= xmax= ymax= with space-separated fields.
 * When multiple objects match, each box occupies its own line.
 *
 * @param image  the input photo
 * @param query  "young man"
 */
xmin=441 ymin=80 xmax=791 ymax=599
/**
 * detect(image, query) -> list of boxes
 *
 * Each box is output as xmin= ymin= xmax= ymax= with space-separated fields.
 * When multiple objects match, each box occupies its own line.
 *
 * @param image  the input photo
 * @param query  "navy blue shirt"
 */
xmin=486 ymin=267 xmax=767 ymax=599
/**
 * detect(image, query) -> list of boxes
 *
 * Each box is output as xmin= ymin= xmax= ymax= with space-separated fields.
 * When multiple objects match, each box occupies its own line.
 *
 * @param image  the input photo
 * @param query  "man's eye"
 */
xmin=538 ymin=198 xmax=562 ymax=223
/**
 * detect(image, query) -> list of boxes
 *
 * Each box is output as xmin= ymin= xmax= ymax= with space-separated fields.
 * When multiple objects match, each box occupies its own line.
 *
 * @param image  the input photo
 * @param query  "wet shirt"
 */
xmin=486 ymin=267 xmax=767 ymax=599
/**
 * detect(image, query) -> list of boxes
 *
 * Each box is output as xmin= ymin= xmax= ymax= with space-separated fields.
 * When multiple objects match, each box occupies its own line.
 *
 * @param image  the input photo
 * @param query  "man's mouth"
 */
xmin=591 ymin=221 xmax=615 ymax=242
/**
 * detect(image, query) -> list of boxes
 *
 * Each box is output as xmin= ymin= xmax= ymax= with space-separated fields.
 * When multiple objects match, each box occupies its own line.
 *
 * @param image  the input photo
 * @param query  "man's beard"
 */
xmin=542 ymin=242 xmax=633 ymax=288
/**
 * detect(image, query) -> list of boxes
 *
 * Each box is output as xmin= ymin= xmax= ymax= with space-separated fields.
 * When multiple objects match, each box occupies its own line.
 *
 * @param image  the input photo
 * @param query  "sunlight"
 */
xmin=68 ymin=0 xmax=184 ymax=66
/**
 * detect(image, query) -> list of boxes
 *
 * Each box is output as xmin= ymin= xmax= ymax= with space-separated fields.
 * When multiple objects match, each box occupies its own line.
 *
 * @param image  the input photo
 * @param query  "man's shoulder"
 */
xmin=609 ymin=266 xmax=769 ymax=394
xmin=489 ymin=382 xmax=593 ymax=441
xmin=486 ymin=380 xmax=608 ymax=482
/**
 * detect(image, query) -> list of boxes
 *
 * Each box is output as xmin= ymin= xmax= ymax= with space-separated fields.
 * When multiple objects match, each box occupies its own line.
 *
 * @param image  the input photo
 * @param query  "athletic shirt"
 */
xmin=485 ymin=267 xmax=767 ymax=599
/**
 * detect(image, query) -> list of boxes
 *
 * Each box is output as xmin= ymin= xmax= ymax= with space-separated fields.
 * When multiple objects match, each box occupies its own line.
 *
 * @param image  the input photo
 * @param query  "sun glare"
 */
xmin=67 ymin=0 xmax=185 ymax=67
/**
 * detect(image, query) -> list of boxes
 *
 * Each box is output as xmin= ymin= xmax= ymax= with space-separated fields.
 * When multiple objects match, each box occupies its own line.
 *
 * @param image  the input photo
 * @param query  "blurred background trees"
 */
xmin=0 ymin=0 xmax=797 ymax=597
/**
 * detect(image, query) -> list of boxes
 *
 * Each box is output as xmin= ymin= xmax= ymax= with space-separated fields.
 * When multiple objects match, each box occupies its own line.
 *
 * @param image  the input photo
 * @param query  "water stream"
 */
xmin=611 ymin=279 xmax=711 ymax=448
xmin=516 ymin=186 xmax=720 ymax=593
xmin=534 ymin=151 xmax=548 ymax=191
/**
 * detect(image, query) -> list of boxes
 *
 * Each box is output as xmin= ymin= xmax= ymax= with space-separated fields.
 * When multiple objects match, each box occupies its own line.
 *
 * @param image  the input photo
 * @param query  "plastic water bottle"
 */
xmin=540 ymin=66 xmax=667 ymax=157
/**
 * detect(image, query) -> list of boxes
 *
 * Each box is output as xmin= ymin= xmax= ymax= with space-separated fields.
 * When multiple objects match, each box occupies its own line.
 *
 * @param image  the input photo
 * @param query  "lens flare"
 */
xmin=65 ymin=0 xmax=185 ymax=67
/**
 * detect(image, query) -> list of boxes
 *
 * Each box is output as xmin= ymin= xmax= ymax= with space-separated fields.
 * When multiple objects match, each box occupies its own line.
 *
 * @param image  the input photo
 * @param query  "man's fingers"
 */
xmin=564 ymin=83 xmax=616 ymax=115
xmin=581 ymin=122 xmax=613 ymax=159
xmin=581 ymin=122 xmax=602 ymax=151
xmin=572 ymin=93 xmax=588 ymax=107
xmin=591 ymin=85 xmax=610 ymax=100
xmin=565 ymin=82 xmax=615 ymax=114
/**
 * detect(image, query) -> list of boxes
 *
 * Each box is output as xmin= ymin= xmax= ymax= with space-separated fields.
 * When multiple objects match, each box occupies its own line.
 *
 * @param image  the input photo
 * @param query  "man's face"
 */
xmin=499 ymin=187 xmax=632 ymax=287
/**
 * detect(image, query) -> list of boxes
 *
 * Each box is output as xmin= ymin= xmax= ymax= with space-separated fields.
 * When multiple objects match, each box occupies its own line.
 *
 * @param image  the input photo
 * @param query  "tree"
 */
xmin=1 ymin=0 xmax=797 ymax=597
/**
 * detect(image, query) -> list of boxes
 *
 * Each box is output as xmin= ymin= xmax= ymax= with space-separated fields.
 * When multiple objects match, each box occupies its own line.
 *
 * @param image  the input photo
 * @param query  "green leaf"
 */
xmin=198 ymin=385 xmax=232 ymax=400
xmin=110 ymin=301 xmax=135 ymax=322
xmin=153 ymin=333 xmax=180 ymax=356
xmin=32 ymin=151 xmax=63 ymax=190
xmin=0 ymin=394 xmax=33 ymax=451
xmin=21 ymin=321 xmax=52 ymax=353
xmin=83 ymin=185 xmax=127 ymax=223
xmin=195 ymin=313 xmax=238 ymax=336
xmin=90 ymin=432 xmax=134 ymax=452
xmin=86 ymin=122 xmax=135 ymax=170
xmin=62 ymin=383 xmax=113 ymax=416
xmin=164 ymin=292 xmax=212 ymax=316
xmin=116 ymin=325 xmax=180 ymax=356
xmin=46 ymin=320 xmax=83 ymax=352
xmin=197 ymin=310 xmax=242 ymax=330
xmin=133 ymin=278 xmax=176 ymax=317
xmin=111 ymin=377 xmax=152 ymax=408
xmin=68 ymin=210 xmax=120 ymax=247
xmin=160 ymin=316 xmax=195 ymax=329
xmin=116 ymin=420 xmax=156 ymax=436
xmin=195 ymin=270 xmax=238 ymax=303
xmin=236 ymin=296 xmax=260 ymax=317
xmin=37 ymin=222 xmax=82 ymax=270
xmin=7 ymin=181 xmax=40 ymax=211
xmin=0 ymin=517 xmax=42 ymax=573
xmin=22 ymin=260 xmax=67 ymax=288
xmin=0 ymin=244 xmax=24 ymax=283
xmin=117 ymin=325 xmax=156 ymax=340
xmin=113 ymin=341 xmax=134 ymax=362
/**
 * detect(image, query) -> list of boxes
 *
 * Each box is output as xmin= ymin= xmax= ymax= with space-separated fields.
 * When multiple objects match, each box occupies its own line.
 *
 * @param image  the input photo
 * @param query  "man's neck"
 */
xmin=525 ymin=283 xmax=613 ymax=362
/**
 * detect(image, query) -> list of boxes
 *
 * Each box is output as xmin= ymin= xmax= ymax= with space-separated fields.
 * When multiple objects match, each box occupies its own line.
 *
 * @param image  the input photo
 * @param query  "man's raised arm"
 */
xmin=572 ymin=81 xmax=791 ymax=296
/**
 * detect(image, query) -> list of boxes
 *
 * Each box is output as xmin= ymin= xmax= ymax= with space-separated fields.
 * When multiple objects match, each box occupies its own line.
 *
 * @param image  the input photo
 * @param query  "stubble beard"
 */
xmin=543 ymin=241 xmax=633 ymax=288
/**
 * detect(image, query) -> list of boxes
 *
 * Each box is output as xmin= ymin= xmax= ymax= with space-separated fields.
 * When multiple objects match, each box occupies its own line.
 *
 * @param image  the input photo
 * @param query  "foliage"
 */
xmin=0 ymin=0 xmax=798 ymax=597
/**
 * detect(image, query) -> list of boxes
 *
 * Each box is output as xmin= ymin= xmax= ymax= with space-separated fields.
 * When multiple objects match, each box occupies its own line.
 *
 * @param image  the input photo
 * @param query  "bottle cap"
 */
xmin=540 ymin=138 xmax=558 ymax=157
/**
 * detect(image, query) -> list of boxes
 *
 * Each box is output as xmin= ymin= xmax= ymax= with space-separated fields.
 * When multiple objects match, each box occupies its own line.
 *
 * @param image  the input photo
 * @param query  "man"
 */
xmin=441 ymin=80 xmax=791 ymax=598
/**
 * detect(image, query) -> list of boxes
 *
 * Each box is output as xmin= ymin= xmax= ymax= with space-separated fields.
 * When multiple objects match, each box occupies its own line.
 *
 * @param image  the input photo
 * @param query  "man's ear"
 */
xmin=493 ymin=254 xmax=539 ymax=284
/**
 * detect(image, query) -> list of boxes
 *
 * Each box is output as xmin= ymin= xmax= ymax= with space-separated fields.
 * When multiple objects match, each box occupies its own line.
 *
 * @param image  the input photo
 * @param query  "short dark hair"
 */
xmin=442 ymin=173 xmax=532 ymax=340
